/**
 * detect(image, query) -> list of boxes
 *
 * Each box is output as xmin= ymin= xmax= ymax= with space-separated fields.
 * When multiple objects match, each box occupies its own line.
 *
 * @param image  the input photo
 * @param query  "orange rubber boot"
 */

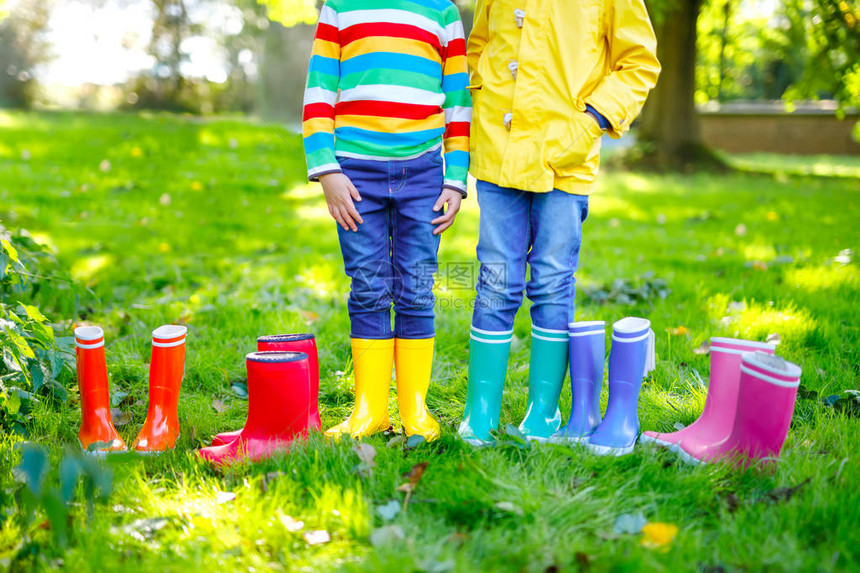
xmin=75 ymin=326 xmax=126 ymax=455
xmin=133 ymin=325 xmax=187 ymax=453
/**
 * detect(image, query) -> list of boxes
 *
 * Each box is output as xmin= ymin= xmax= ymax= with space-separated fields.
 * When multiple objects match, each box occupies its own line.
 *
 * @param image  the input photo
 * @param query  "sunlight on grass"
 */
xmin=726 ymin=153 xmax=860 ymax=178
xmin=741 ymin=243 xmax=777 ymax=261
xmin=706 ymin=293 xmax=815 ymax=341
xmin=785 ymin=265 xmax=859 ymax=291
xmin=297 ymin=264 xmax=342 ymax=299
xmin=71 ymin=253 xmax=116 ymax=284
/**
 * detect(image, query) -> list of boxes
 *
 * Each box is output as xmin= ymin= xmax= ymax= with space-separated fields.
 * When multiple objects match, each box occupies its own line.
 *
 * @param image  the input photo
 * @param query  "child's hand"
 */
xmin=431 ymin=188 xmax=462 ymax=235
xmin=320 ymin=172 xmax=363 ymax=232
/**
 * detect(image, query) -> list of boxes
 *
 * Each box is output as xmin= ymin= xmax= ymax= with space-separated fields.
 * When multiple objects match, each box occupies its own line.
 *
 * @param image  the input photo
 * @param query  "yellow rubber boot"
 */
xmin=394 ymin=337 xmax=441 ymax=441
xmin=325 ymin=338 xmax=393 ymax=439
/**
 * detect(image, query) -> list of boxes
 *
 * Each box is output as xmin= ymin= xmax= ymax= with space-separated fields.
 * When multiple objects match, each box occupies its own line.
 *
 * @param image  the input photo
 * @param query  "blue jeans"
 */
xmin=336 ymin=152 xmax=443 ymax=339
xmin=472 ymin=180 xmax=589 ymax=332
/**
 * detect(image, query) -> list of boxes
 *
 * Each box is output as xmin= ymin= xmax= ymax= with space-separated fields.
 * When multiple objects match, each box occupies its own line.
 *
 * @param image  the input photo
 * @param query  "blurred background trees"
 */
xmin=0 ymin=0 xmax=856 ymax=165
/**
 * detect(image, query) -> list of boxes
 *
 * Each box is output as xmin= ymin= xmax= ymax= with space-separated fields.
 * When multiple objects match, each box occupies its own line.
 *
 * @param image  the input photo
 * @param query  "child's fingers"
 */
xmin=432 ymin=195 xmax=446 ymax=212
xmin=341 ymin=208 xmax=358 ymax=232
xmin=432 ymin=210 xmax=456 ymax=234
xmin=331 ymin=205 xmax=353 ymax=231
xmin=345 ymin=200 xmax=364 ymax=226
xmin=348 ymin=182 xmax=362 ymax=202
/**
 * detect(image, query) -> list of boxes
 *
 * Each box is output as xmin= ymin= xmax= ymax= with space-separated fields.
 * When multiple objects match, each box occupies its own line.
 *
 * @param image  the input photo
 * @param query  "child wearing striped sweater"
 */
xmin=302 ymin=0 xmax=470 ymax=441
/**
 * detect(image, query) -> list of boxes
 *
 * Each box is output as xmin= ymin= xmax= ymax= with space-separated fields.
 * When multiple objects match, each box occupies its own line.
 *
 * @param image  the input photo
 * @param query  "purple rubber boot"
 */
xmin=586 ymin=317 xmax=654 ymax=456
xmin=550 ymin=321 xmax=605 ymax=444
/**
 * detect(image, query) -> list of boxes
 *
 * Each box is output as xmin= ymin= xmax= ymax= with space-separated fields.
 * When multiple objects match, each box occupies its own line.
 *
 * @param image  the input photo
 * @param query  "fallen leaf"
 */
xmin=613 ymin=512 xmax=647 ymax=535
xmin=159 ymin=193 xmax=171 ymax=206
xmin=110 ymin=408 xmax=133 ymax=427
xmin=405 ymin=434 xmax=426 ymax=448
xmin=211 ymin=399 xmax=228 ymax=414
xmin=734 ymin=223 xmax=747 ymax=236
xmin=231 ymin=382 xmax=248 ymax=399
xmin=640 ymin=522 xmax=678 ymax=550
xmin=370 ymin=525 xmax=404 ymax=547
xmin=99 ymin=159 xmax=111 ymax=173
xmin=719 ymin=492 xmax=741 ymax=514
xmin=386 ymin=435 xmax=407 ymax=448
xmin=493 ymin=501 xmax=524 ymax=516
xmin=376 ymin=500 xmax=401 ymax=521
xmin=122 ymin=517 xmax=168 ymax=542
xmin=279 ymin=513 xmax=304 ymax=532
xmin=353 ymin=443 xmax=377 ymax=477
xmin=402 ymin=462 xmax=428 ymax=489
xmin=765 ymin=333 xmax=781 ymax=345
xmin=834 ymin=249 xmax=853 ymax=265
xmin=693 ymin=341 xmax=710 ymax=355
xmin=215 ymin=491 xmax=236 ymax=504
xmin=303 ymin=530 xmax=330 ymax=545
xmin=763 ymin=478 xmax=810 ymax=504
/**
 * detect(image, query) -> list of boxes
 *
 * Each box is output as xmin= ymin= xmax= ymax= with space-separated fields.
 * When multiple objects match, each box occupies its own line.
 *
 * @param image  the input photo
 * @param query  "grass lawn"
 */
xmin=1 ymin=110 xmax=859 ymax=572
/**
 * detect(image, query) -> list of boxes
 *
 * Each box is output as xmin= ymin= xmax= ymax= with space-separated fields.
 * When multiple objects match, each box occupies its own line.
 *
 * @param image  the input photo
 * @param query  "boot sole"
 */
xmin=675 ymin=447 xmax=704 ymax=465
xmin=585 ymin=441 xmax=636 ymax=457
xmin=638 ymin=433 xmax=680 ymax=452
xmin=460 ymin=436 xmax=491 ymax=447
xmin=547 ymin=435 xmax=589 ymax=445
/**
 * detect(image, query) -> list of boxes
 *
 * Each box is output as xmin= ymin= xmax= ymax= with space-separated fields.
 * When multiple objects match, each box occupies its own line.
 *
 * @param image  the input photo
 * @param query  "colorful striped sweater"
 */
xmin=302 ymin=0 xmax=471 ymax=195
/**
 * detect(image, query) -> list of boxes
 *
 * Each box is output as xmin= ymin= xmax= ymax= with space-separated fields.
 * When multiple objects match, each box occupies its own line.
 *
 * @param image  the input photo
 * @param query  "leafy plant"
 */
xmin=12 ymin=442 xmax=113 ymax=548
xmin=1 ymin=225 xmax=75 ymax=434
xmin=581 ymin=272 xmax=671 ymax=307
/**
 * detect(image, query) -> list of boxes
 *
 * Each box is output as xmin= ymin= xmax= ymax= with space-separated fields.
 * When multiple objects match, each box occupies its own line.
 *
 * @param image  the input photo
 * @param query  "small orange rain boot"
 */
xmin=133 ymin=325 xmax=187 ymax=453
xmin=75 ymin=326 xmax=127 ymax=455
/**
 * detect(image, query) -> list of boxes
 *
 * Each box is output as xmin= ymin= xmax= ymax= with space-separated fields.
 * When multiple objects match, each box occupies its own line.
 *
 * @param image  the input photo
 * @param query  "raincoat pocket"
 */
xmin=549 ymin=113 xmax=603 ymax=177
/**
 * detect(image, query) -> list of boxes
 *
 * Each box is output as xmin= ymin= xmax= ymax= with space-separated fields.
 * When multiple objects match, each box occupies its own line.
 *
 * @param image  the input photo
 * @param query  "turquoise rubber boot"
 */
xmin=518 ymin=325 xmax=569 ymax=442
xmin=458 ymin=326 xmax=513 ymax=446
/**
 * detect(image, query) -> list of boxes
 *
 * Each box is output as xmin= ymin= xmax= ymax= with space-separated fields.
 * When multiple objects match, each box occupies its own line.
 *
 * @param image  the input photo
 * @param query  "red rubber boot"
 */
xmin=75 ymin=326 xmax=127 ymax=455
xmin=133 ymin=325 xmax=187 ymax=453
xmin=210 ymin=333 xmax=320 ymax=446
xmin=198 ymin=351 xmax=310 ymax=465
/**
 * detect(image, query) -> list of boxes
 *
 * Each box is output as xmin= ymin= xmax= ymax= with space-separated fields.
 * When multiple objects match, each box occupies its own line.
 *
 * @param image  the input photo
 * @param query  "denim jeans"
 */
xmin=472 ymin=180 xmax=589 ymax=332
xmin=336 ymin=151 xmax=443 ymax=339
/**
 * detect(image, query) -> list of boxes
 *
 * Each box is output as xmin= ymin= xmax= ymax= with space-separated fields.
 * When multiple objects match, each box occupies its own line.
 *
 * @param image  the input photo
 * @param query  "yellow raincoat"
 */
xmin=467 ymin=0 xmax=661 ymax=194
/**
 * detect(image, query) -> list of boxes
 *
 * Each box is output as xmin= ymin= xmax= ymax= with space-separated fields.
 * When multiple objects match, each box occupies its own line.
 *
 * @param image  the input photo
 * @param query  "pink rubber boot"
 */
xmin=640 ymin=337 xmax=774 ymax=452
xmin=680 ymin=351 xmax=801 ymax=465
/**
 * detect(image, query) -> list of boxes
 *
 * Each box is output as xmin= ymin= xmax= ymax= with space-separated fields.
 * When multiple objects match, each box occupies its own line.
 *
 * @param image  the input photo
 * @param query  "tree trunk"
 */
xmin=258 ymin=21 xmax=315 ymax=123
xmin=637 ymin=0 xmax=725 ymax=171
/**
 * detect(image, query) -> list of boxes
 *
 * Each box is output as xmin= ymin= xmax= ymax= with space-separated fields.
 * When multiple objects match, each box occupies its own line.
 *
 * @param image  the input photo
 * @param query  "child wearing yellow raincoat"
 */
xmin=459 ymin=0 xmax=661 ymax=445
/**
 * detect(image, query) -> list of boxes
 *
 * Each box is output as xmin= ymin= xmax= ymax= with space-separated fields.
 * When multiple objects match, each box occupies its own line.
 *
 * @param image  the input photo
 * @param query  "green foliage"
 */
xmin=10 ymin=443 xmax=113 ymax=550
xmin=0 ymin=225 xmax=75 ymax=434
xmin=781 ymin=0 xmax=860 ymax=111
xmin=693 ymin=0 xmax=860 ymax=109
xmin=258 ymin=0 xmax=318 ymax=26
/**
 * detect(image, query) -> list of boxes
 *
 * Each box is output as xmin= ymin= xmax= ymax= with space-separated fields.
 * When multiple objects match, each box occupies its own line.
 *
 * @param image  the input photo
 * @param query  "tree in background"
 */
xmin=636 ymin=0 xmax=859 ymax=171
xmin=0 ymin=0 xmax=52 ymax=108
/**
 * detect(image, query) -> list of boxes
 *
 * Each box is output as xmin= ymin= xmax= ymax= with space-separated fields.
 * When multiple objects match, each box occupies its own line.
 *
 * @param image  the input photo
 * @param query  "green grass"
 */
xmin=1 ymin=110 xmax=859 ymax=572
